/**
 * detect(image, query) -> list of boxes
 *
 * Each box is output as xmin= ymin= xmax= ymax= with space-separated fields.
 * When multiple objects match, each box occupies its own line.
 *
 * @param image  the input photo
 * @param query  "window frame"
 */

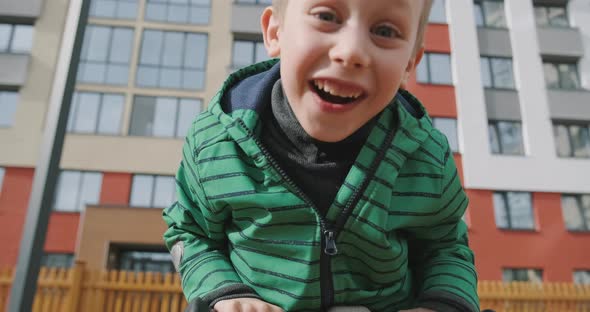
xmin=432 ymin=117 xmax=459 ymax=153
xmin=129 ymin=95 xmax=202 ymax=138
xmin=0 ymin=90 xmax=20 ymax=128
xmin=129 ymin=174 xmax=176 ymax=208
xmin=480 ymin=56 xmax=516 ymax=90
xmin=561 ymin=194 xmax=590 ymax=232
xmin=553 ymin=122 xmax=590 ymax=159
xmin=231 ymin=38 xmax=269 ymax=71
xmin=416 ymin=53 xmax=453 ymax=86
xmin=488 ymin=120 xmax=525 ymax=156
xmin=493 ymin=191 xmax=535 ymax=230
xmin=136 ymin=30 xmax=208 ymax=91
xmin=0 ymin=23 xmax=34 ymax=54
xmin=534 ymin=4 xmax=570 ymax=28
xmin=474 ymin=0 xmax=508 ymax=29
xmin=144 ymin=0 xmax=211 ymax=25
xmin=502 ymin=268 xmax=543 ymax=282
xmin=67 ymin=91 xmax=125 ymax=135
xmin=52 ymin=170 xmax=103 ymax=212
xmin=542 ymin=61 xmax=582 ymax=90
xmin=0 ymin=167 xmax=5 ymax=194
xmin=77 ymin=25 xmax=135 ymax=85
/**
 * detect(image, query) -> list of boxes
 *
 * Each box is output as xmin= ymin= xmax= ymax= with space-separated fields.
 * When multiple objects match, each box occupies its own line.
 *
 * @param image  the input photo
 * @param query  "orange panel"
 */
xmin=467 ymin=190 xmax=590 ymax=282
xmin=424 ymin=24 xmax=451 ymax=53
xmin=0 ymin=167 xmax=34 ymax=266
xmin=100 ymin=172 xmax=133 ymax=206
xmin=44 ymin=213 xmax=80 ymax=253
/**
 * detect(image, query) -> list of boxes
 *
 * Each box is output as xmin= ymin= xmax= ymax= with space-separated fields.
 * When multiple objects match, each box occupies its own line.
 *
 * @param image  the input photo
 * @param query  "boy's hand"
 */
xmin=398 ymin=309 xmax=436 ymax=312
xmin=213 ymin=298 xmax=284 ymax=312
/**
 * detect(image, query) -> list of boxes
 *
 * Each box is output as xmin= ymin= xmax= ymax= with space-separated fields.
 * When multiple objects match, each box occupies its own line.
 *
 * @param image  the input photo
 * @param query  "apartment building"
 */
xmin=0 ymin=0 xmax=589 ymax=285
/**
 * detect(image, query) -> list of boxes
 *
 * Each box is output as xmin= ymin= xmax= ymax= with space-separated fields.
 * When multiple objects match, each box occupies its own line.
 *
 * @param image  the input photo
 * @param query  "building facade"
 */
xmin=0 ymin=0 xmax=589 ymax=284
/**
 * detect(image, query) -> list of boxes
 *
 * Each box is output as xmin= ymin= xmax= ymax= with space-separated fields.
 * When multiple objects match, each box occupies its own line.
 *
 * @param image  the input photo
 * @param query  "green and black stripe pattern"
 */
xmin=163 ymin=60 xmax=479 ymax=312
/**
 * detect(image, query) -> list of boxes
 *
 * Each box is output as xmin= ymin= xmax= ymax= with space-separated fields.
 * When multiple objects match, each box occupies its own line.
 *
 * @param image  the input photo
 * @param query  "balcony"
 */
xmin=485 ymin=89 xmax=521 ymax=121
xmin=547 ymin=89 xmax=590 ymax=121
xmin=477 ymin=28 xmax=512 ymax=57
xmin=537 ymin=27 xmax=584 ymax=59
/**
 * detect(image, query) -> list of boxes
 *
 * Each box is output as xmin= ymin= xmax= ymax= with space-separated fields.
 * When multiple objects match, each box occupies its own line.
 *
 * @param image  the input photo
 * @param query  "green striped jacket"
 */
xmin=163 ymin=60 xmax=479 ymax=312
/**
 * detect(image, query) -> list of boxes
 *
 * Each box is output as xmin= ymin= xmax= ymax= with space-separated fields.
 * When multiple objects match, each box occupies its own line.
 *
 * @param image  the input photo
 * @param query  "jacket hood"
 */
xmin=206 ymin=59 xmax=436 ymax=167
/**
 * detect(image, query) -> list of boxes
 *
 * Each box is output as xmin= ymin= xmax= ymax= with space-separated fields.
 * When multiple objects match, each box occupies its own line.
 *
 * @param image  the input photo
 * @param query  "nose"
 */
xmin=329 ymin=27 xmax=371 ymax=69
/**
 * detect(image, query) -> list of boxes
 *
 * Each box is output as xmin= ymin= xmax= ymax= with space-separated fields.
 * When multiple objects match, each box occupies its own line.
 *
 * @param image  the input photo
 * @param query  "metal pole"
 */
xmin=8 ymin=0 xmax=90 ymax=309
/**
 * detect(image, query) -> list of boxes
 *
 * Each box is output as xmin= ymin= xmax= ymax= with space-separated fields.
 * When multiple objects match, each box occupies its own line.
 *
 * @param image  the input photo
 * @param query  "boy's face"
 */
xmin=262 ymin=0 xmax=425 ymax=142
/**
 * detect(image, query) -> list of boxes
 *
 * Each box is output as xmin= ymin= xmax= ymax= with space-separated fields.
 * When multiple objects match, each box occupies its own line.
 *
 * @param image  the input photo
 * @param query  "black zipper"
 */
xmin=236 ymin=118 xmax=395 ymax=310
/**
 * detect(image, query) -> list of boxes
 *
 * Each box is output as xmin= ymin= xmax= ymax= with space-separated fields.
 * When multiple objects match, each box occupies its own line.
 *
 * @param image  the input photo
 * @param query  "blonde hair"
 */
xmin=272 ymin=0 xmax=433 ymax=53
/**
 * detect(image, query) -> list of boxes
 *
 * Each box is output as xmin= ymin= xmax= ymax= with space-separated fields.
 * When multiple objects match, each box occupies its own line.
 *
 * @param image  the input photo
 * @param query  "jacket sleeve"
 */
xmin=162 ymin=136 xmax=259 ymax=307
xmin=406 ymin=146 xmax=480 ymax=312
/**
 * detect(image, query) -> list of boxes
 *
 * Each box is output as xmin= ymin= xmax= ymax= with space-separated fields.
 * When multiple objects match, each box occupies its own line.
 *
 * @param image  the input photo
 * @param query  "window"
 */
xmin=53 ymin=171 xmax=103 ymax=212
xmin=534 ymin=5 xmax=569 ymax=27
xmin=543 ymin=62 xmax=581 ymax=90
xmin=232 ymin=39 xmax=269 ymax=70
xmin=0 ymin=91 xmax=19 ymax=127
xmin=428 ymin=0 xmax=447 ymax=24
xmin=480 ymin=56 xmax=515 ymax=89
xmin=503 ymin=268 xmax=543 ymax=283
xmin=41 ymin=253 xmax=74 ymax=268
xmin=235 ymin=0 xmax=272 ymax=4
xmin=0 ymin=167 xmax=5 ymax=194
xmin=561 ymin=194 xmax=590 ymax=231
xmin=137 ymin=30 xmax=207 ymax=90
xmin=67 ymin=92 xmax=124 ymax=135
xmin=118 ymin=250 xmax=174 ymax=273
xmin=493 ymin=192 xmax=535 ymax=230
xmin=416 ymin=53 xmax=452 ymax=85
xmin=0 ymin=24 xmax=34 ymax=53
xmin=432 ymin=118 xmax=459 ymax=152
xmin=90 ymin=0 xmax=138 ymax=19
xmin=145 ymin=0 xmax=210 ymax=24
xmin=129 ymin=96 xmax=201 ymax=138
xmin=129 ymin=175 xmax=176 ymax=208
xmin=488 ymin=121 xmax=524 ymax=155
xmin=77 ymin=25 xmax=134 ymax=85
xmin=574 ymin=271 xmax=590 ymax=285
xmin=553 ymin=123 xmax=590 ymax=158
xmin=474 ymin=0 xmax=507 ymax=28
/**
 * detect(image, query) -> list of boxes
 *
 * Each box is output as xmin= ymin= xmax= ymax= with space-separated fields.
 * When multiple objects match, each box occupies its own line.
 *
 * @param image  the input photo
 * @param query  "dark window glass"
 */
xmin=432 ymin=118 xmax=459 ymax=152
xmin=493 ymin=192 xmax=534 ymax=230
xmin=503 ymin=269 xmax=543 ymax=282
xmin=488 ymin=121 xmax=524 ymax=155
xmin=232 ymin=39 xmax=269 ymax=70
xmin=41 ymin=253 xmax=74 ymax=268
xmin=129 ymin=96 xmax=201 ymax=138
xmin=574 ymin=271 xmax=590 ymax=285
xmin=417 ymin=53 xmax=452 ymax=85
xmin=561 ymin=194 xmax=590 ymax=231
xmin=553 ymin=123 xmax=590 ymax=158
xmin=474 ymin=0 xmax=507 ymax=28
xmin=543 ymin=62 xmax=581 ymax=90
xmin=480 ymin=56 xmax=515 ymax=89
xmin=429 ymin=0 xmax=447 ymax=23
xmin=67 ymin=92 xmax=124 ymax=135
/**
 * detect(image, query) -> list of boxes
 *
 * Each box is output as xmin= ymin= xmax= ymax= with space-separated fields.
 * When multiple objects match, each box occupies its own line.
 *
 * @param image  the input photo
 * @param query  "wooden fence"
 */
xmin=1 ymin=261 xmax=590 ymax=311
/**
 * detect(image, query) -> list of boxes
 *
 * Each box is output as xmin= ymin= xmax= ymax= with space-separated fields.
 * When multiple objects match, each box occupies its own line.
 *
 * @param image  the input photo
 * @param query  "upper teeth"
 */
xmin=314 ymin=80 xmax=362 ymax=98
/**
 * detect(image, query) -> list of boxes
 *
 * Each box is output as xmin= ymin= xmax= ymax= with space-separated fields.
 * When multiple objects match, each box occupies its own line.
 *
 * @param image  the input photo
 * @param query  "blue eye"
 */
xmin=316 ymin=12 xmax=338 ymax=23
xmin=372 ymin=25 xmax=397 ymax=38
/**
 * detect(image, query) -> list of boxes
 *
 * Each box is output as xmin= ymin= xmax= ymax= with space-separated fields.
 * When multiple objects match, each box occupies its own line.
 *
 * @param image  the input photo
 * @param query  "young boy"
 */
xmin=163 ymin=0 xmax=479 ymax=311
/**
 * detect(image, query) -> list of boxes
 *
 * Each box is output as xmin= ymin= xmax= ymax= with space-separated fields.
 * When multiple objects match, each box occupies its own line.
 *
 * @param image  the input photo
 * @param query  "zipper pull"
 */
xmin=323 ymin=230 xmax=338 ymax=256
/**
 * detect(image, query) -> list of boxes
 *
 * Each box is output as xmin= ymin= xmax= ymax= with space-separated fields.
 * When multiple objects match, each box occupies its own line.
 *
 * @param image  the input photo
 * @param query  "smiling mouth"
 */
xmin=310 ymin=79 xmax=366 ymax=105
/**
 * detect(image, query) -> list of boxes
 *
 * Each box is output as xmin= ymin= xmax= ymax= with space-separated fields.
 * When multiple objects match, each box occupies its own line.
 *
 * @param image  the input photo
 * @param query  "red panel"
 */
xmin=424 ymin=24 xmax=451 ymax=53
xmin=406 ymin=80 xmax=457 ymax=118
xmin=467 ymin=190 xmax=590 ymax=282
xmin=0 ymin=167 xmax=34 ymax=266
xmin=100 ymin=172 xmax=132 ymax=206
xmin=44 ymin=213 xmax=80 ymax=253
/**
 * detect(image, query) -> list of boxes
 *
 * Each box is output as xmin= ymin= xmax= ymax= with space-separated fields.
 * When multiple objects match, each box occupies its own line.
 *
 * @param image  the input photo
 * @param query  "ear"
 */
xmin=400 ymin=45 xmax=425 ymax=90
xmin=261 ymin=6 xmax=281 ymax=58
